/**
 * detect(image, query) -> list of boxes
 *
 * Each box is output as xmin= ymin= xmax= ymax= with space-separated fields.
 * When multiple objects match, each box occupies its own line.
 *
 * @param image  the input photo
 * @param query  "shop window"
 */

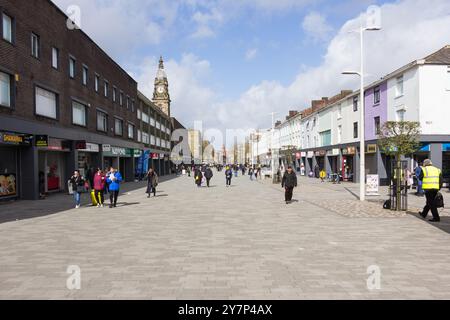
xmin=0 ymin=71 xmax=12 ymax=108
xmin=97 ymin=111 xmax=108 ymax=132
xmin=72 ymin=101 xmax=87 ymax=126
xmin=0 ymin=147 xmax=17 ymax=198
xmin=35 ymin=86 xmax=57 ymax=119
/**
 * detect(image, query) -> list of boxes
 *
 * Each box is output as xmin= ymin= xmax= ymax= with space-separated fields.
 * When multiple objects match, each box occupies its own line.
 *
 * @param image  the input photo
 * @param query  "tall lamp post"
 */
xmin=269 ymin=112 xmax=278 ymax=183
xmin=342 ymin=24 xmax=380 ymax=202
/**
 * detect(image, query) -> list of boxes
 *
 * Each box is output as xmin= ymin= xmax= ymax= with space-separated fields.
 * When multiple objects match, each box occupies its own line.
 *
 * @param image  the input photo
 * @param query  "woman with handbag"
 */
xmin=146 ymin=168 xmax=159 ymax=198
xmin=69 ymin=170 xmax=85 ymax=209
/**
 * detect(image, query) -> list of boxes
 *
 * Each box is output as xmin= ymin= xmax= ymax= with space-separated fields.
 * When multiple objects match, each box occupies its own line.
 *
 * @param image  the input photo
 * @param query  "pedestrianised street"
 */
xmin=1 ymin=174 xmax=449 ymax=299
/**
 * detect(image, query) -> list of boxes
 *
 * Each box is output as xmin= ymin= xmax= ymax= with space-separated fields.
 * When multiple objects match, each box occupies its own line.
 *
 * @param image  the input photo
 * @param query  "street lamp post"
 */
xmin=342 ymin=24 xmax=380 ymax=202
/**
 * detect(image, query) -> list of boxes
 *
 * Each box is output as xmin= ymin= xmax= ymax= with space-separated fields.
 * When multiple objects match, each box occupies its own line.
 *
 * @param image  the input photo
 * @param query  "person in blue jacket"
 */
xmin=106 ymin=167 xmax=122 ymax=208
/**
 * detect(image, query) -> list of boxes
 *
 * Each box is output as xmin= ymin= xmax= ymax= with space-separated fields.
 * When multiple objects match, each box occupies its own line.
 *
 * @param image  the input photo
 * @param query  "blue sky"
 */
xmin=53 ymin=0 xmax=450 ymax=133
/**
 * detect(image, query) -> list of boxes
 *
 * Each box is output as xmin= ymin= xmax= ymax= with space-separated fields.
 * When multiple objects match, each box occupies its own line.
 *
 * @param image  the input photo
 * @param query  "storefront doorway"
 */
xmin=38 ymin=151 xmax=67 ymax=193
xmin=342 ymin=156 xmax=354 ymax=182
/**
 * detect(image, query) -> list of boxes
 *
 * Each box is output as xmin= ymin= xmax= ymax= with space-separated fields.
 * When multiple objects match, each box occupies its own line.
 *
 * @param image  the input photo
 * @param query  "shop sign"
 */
xmin=111 ymin=147 xmax=126 ymax=156
xmin=442 ymin=143 xmax=450 ymax=152
xmin=35 ymin=135 xmax=48 ymax=147
xmin=0 ymin=173 xmax=17 ymax=198
xmin=75 ymin=140 xmax=87 ymax=150
xmin=0 ymin=132 xmax=33 ymax=146
xmin=307 ymin=151 xmax=314 ymax=158
xmin=347 ymin=146 xmax=356 ymax=155
xmin=46 ymin=138 xmax=70 ymax=151
xmin=366 ymin=175 xmax=380 ymax=196
xmin=419 ymin=144 xmax=430 ymax=152
xmin=326 ymin=149 xmax=339 ymax=156
xmin=102 ymin=144 xmax=111 ymax=152
xmin=342 ymin=148 xmax=348 ymax=155
xmin=151 ymin=153 xmax=159 ymax=160
xmin=300 ymin=152 xmax=306 ymax=157
xmin=78 ymin=143 xmax=99 ymax=153
xmin=315 ymin=150 xmax=326 ymax=157
xmin=134 ymin=149 xmax=142 ymax=158
xmin=367 ymin=144 xmax=377 ymax=154
xmin=160 ymin=153 xmax=165 ymax=159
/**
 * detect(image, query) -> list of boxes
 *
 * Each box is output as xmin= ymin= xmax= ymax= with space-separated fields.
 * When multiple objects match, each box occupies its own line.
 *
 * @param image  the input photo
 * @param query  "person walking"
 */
xmin=93 ymin=168 xmax=106 ymax=208
xmin=69 ymin=170 xmax=85 ymax=209
xmin=319 ymin=169 xmax=327 ymax=182
xmin=146 ymin=168 xmax=159 ymax=198
xmin=281 ymin=166 xmax=297 ymax=204
xmin=248 ymin=167 xmax=254 ymax=181
xmin=419 ymin=159 xmax=443 ymax=222
xmin=241 ymin=165 xmax=246 ymax=176
xmin=225 ymin=166 xmax=233 ymax=187
xmin=204 ymin=166 xmax=214 ymax=187
xmin=106 ymin=167 xmax=122 ymax=208
xmin=194 ymin=166 xmax=203 ymax=188
xmin=414 ymin=163 xmax=424 ymax=196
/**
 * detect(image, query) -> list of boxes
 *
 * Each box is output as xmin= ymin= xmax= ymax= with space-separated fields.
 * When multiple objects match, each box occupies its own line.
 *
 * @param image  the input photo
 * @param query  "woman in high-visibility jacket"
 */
xmin=418 ymin=159 xmax=443 ymax=222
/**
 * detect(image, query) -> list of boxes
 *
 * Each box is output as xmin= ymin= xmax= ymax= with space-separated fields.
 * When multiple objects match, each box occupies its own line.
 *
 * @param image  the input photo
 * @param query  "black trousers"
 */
xmin=206 ymin=178 xmax=211 ymax=187
xmin=422 ymin=189 xmax=440 ymax=220
xmin=285 ymin=186 xmax=294 ymax=201
xmin=226 ymin=177 xmax=231 ymax=186
xmin=109 ymin=190 xmax=119 ymax=206
xmin=147 ymin=186 xmax=156 ymax=196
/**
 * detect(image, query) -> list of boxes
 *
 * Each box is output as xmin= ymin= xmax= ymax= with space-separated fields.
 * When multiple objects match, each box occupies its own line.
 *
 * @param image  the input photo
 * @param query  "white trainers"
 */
xmin=97 ymin=204 xmax=100 ymax=208
xmin=100 ymin=204 xmax=104 ymax=208
xmin=75 ymin=205 xmax=80 ymax=209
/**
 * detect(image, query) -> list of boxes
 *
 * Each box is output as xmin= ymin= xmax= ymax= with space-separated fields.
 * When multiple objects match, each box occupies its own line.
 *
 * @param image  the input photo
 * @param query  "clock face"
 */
xmin=157 ymin=86 xmax=165 ymax=94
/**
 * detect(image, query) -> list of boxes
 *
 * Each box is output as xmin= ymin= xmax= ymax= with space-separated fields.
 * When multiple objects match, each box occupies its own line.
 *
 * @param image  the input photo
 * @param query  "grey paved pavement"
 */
xmin=1 ymin=172 xmax=450 ymax=299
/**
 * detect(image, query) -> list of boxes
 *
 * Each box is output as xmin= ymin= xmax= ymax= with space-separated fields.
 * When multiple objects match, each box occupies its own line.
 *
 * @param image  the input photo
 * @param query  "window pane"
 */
xmin=31 ymin=34 xmax=39 ymax=58
xmin=82 ymin=67 xmax=88 ymax=85
xmin=115 ymin=119 xmax=122 ymax=135
xmin=69 ymin=58 xmax=75 ymax=77
xmin=95 ymin=76 xmax=99 ymax=91
xmin=72 ymin=101 xmax=86 ymax=126
xmin=97 ymin=112 xmax=107 ymax=131
xmin=36 ymin=87 xmax=56 ymax=118
xmin=0 ymin=72 xmax=11 ymax=107
xmin=3 ymin=14 xmax=12 ymax=42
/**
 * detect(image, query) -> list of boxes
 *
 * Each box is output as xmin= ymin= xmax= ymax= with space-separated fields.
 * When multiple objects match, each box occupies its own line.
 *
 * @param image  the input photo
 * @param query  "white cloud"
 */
xmin=203 ymin=0 xmax=450 ymax=131
xmin=245 ymin=48 xmax=258 ymax=61
xmin=52 ymin=0 xmax=178 ymax=59
xmin=190 ymin=9 xmax=224 ymax=39
xmin=302 ymin=12 xmax=333 ymax=43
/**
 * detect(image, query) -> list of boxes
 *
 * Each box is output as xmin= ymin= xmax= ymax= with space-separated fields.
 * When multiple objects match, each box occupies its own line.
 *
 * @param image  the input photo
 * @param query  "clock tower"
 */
xmin=153 ymin=56 xmax=171 ymax=117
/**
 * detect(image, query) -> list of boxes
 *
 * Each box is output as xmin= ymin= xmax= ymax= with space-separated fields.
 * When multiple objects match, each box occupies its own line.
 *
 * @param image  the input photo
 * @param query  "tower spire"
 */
xmin=159 ymin=56 xmax=164 ymax=69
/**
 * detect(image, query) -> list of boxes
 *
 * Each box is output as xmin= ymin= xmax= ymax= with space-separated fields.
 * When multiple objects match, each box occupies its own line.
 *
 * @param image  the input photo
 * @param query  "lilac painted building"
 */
xmin=365 ymin=81 xmax=388 ymax=141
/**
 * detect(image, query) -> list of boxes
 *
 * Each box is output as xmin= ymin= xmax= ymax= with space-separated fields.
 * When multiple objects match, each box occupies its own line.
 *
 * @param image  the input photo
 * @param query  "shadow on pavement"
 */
xmin=407 ymin=212 xmax=450 ymax=235
xmin=0 ymin=175 xmax=177 ymax=224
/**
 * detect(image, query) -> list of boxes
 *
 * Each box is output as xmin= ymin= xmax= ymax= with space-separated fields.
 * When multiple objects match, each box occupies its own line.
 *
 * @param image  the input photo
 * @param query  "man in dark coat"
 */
xmin=194 ymin=167 xmax=203 ymax=187
xmin=204 ymin=166 xmax=214 ymax=187
xmin=281 ymin=166 xmax=297 ymax=204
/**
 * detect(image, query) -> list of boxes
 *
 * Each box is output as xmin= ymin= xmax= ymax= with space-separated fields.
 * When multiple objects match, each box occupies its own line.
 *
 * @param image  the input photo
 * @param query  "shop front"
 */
xmin=365 ymin=143 xmax=378 ymax=175
xmin=314 ymin=150 xmax=326 ymax=171
xmin=341 ymin=146 xmax=356 ymax=182
xmin=76 ymin=142 xmax=100 ymax=178
xmin=0 ymin=131 xmax=33 ymax=200
xmin=326 ymin=148 xmax=340 ymax=174
xmin=37 ymin=137 xmax=71 ymax=193
xmin=306 ymin=151 xmax=314 ymax=174
xmin=102 ymin=145 xmax=134 ymax=181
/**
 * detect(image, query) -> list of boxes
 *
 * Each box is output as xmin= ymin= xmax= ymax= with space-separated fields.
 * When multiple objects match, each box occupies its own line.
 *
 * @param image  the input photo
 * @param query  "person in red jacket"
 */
xmin=93 ymin=168 xmax=106 ymax=208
